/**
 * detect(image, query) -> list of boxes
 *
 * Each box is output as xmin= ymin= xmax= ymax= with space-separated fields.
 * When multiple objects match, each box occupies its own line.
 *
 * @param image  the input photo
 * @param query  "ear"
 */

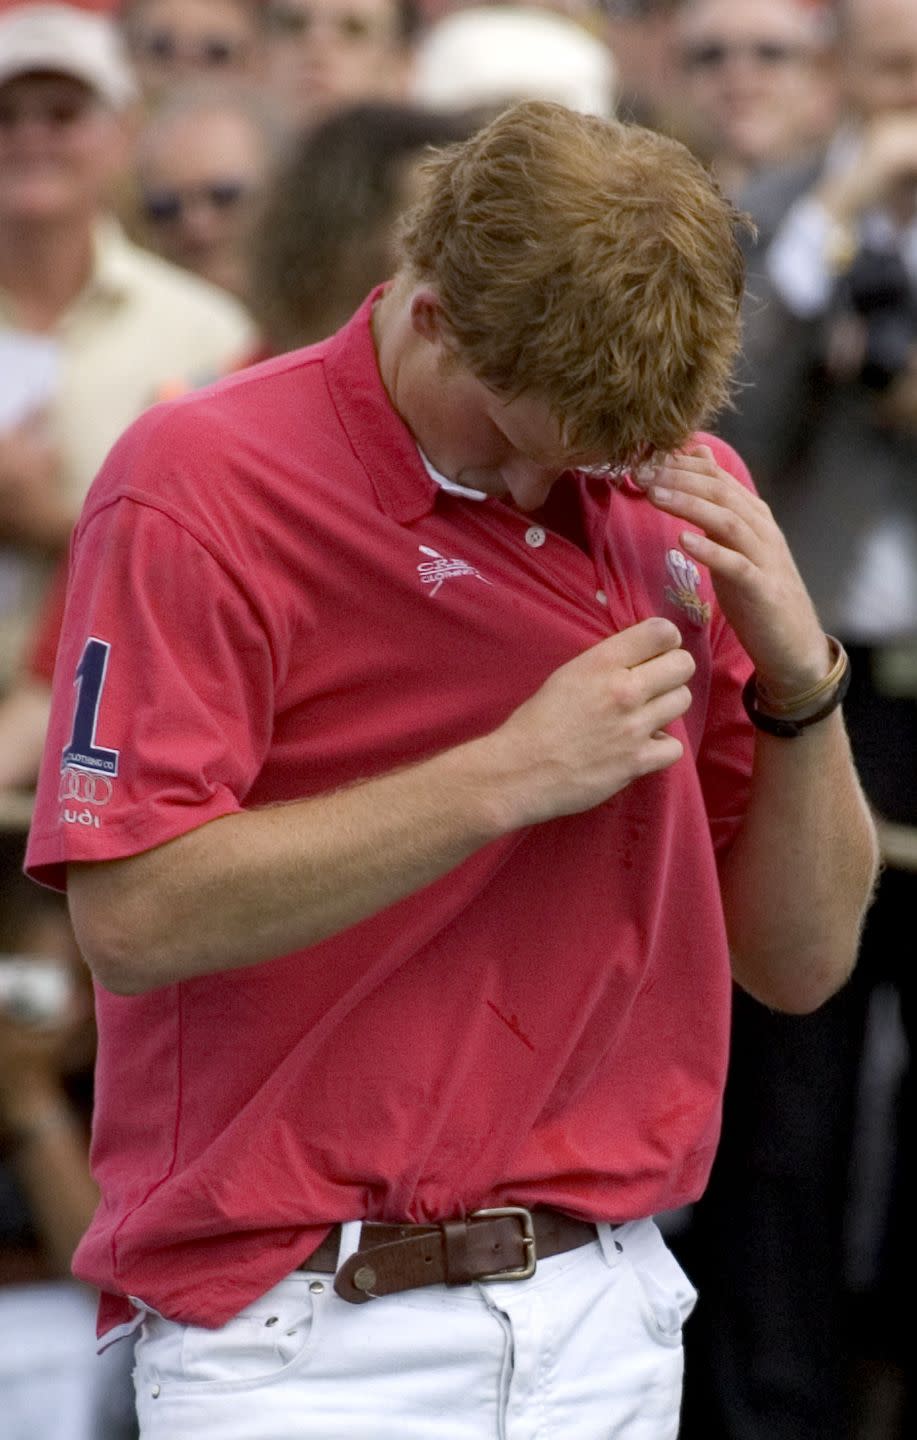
xmin=409 ymin=288 xmax=446 ymax=344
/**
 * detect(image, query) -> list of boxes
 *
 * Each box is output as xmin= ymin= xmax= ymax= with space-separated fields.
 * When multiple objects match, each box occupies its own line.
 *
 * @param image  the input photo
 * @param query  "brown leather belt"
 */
xmin=298 ymin=1206 xmax=599 ymax=1305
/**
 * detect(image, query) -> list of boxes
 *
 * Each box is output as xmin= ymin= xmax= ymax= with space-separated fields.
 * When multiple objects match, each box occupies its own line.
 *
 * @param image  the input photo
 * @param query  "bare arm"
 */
xmin=718 ymin=710 xmax=876 ymax=1011
xmin=0 ymin=1009 xmax=98 ymax=1276
xmin=68 ymin=617 xmax=696 ymax=995
xmin=0 ymin=680 xmax=52 ymax=791
xmin=642 ymin=448 xmax=879 ymax=1013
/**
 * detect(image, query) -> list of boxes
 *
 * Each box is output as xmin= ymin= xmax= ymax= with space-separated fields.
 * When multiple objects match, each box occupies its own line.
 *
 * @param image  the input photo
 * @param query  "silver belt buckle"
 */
xmin=469 ymin=1206 xmax=536 ymax=1281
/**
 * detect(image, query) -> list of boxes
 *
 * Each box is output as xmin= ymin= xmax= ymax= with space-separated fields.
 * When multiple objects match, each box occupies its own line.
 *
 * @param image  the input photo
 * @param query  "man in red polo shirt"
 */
xmin=25 ymin=102 xmax=876 ymax=1438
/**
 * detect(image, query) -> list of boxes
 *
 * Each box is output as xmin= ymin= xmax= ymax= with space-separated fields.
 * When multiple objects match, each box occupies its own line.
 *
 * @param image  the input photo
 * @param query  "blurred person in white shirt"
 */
xmin=0 ymin=6 xmax=253 ymax=681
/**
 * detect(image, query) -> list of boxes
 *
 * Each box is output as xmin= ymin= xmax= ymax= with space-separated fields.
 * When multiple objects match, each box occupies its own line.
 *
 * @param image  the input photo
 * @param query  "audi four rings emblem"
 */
xmin=58 ymin=767 xmax=113 ymax=806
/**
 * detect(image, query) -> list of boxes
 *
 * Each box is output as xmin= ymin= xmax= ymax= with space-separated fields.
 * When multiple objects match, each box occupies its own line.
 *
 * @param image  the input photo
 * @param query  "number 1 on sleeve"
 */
xmin=61 ymin=638 xmax=120 ymax=777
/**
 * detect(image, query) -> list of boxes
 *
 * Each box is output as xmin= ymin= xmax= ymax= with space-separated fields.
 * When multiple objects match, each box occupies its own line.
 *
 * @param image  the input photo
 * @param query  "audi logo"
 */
xmin=58 ymin=768 xmax=113 ymax=807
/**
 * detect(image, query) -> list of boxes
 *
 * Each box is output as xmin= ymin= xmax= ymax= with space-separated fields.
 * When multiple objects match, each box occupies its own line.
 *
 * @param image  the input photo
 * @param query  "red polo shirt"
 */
xmin=26 ymin=292 xmax=755 ymax=1332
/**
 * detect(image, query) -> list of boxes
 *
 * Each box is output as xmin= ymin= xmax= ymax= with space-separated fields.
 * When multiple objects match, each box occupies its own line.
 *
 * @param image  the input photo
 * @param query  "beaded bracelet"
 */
xmin=742 ymin=636 xmax=851 ymax=738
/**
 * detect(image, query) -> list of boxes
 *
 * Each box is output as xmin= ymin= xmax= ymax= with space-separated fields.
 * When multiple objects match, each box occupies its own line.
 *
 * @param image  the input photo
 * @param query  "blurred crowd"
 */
xmin=0 ymin=1 xmax=913 ymax=1437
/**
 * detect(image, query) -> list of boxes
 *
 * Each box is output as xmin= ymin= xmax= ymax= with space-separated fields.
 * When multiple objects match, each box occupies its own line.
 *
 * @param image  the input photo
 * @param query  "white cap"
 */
xmin=0 ymin=4 xmax=138 ymax=109
xmin=410 ymin=5 xmax=617 ymax=118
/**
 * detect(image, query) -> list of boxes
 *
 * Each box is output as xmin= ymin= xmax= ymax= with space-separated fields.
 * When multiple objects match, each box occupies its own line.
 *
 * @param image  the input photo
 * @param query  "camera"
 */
xmin=842 ymin=244 xmax=917 ymax=391
xmin=0 ymin=956 xmax=73 ymax=1028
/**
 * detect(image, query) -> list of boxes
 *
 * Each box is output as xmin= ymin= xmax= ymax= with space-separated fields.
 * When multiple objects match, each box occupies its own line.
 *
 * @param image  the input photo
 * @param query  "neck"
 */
xmin=370 ymin=280 xmax=399 ymax=402
xmin=371 ymin=275 xmax=424 ymax=434
xmin=0 ymin=215 xmax=97 ymax=331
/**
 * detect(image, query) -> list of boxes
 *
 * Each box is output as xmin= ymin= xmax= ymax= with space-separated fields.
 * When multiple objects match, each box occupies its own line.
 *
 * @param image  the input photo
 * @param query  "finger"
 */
xmin=634 ymin=449 xmax=717 ymax=486
xmin=634 ymin=730 xmax=684 ymax=778
xmin=666 ymin=448 xmax=720 ymax=475
xmin=645 ymin=456 xmax=769 ymax=539
xmin=628 ymin=646 xmax=696 ymax=704
xmin=652 ymin=457 xmax=758 ymax=514
xmin=680 ymin=528 xmax=757 ymax=582
xmin=647 ymin=487 xmax=763 ymax=560
xmin=643 ymin=682 xmax=694 ymax=733
xmin=595 ymin=616 xmax=683 ymax=669
xmin=636 ymin=455 xmax=766 ymax=537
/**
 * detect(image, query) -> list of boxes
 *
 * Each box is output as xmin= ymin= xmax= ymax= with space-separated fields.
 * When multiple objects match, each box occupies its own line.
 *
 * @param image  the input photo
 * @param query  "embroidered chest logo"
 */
xmin=664 ymin=548 xmax=711 ymax=628
xmin=417 ymin=545 xmax=493 ymax=597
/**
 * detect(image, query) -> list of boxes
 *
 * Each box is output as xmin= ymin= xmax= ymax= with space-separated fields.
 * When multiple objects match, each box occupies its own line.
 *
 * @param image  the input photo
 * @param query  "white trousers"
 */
xmin=133 ymin=1217 xmax=697 ymax=1440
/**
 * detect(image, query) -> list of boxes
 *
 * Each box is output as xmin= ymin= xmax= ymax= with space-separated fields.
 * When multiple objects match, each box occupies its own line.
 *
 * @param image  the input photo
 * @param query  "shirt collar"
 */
xmin=322 ymin=287 xmax=446 ymax=525
xmin=417 ymin=447 xmax=489 ymax=501
xmin=83 ymin=218 xmax=136 ymax=305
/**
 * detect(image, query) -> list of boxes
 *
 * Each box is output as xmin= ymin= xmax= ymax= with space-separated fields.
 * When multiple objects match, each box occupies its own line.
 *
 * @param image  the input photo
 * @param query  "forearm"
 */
xmin=719 ymin=712 xmax=879 ymax=1013
xmin=2 ymin=1078 xmax=98 ymax=1275
xmin=0 ymin=681 xmax=52 ymax=790
xmin=69 ymin=733 xmax=514 ymax=995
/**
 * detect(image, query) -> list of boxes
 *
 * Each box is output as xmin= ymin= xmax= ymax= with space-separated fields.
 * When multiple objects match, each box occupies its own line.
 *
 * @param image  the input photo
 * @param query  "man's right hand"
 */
xmin=820 ymin=114 xmax=917 ymax=222
xmin=483 ymin=617 xmax=695 ymax=829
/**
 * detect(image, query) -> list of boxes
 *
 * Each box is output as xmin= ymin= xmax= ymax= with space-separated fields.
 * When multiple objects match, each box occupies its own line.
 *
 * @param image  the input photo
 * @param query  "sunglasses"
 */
xmin=141 ymin=181 xmax=252 ymax=225
xmin=266 ymin=4 xmax=391 ymax=43
xmin=0 ymin=94 xmax=99 ymax=132
xmin=131 ymin=28 xmax=249 ymax=67
xmin=682 ymin=40 xmax=808 ymax=72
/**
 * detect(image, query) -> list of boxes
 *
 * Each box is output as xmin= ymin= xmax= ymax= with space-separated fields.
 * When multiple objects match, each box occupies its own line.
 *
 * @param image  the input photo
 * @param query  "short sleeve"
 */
xmin=25 ymin=498 xmax=275 ymax=890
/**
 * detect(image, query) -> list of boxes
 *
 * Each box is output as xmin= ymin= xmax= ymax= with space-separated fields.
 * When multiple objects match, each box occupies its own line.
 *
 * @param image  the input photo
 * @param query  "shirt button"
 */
xmin=596 ymin=589 xmax=608 ymax=606
xmin=308 ymin=1281 xmax=325 ymax=1295
xmin=525 ymin=525 xmax=546 ymax=548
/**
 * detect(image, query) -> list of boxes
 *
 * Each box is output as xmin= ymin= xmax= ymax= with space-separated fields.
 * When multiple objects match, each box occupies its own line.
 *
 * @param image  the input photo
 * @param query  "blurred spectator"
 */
xmin=120 ymin=0 xmax=266 ymax=105
xmin=597 ymin=0 xmax=679 ymax=125
xmin=134 ymin=82 xmax=280 ymax=298
xmin=672 ymin=0 xmax=839 ymax=194
xmin=728 ymin=0 xmax=917 ymax=648
xmin=0 ymin=682 xmax=51 ymax=794
xmin=0 ymin=557 xmax=65 ymax=793
xmin=262 ymin=0 xmax=418 ymax=128
xmin=410 ymin=4 xmax=617 ymax=116
xmin=675 ymin=1 xmax=917 ymax=1437
xmin=0 ymin=3 xmax=254 ymax=690
xmin=0 ymin=848 xmax=134 ymax=1440
xmin=226 ymin=100 xmax=477 ymax=348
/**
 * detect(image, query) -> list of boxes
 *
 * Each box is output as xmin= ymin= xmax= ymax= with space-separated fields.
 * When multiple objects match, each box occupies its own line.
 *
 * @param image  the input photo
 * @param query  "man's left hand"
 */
xmin=639 ymin=445 xmax=831 ymax=698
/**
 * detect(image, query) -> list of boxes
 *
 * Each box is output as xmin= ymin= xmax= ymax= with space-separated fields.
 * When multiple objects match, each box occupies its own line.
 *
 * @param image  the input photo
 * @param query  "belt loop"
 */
xmin=336 ymin=1220 xmax=364 ymax=1270
xmin=596 ymin=1222 xmax=624 ymax=1270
